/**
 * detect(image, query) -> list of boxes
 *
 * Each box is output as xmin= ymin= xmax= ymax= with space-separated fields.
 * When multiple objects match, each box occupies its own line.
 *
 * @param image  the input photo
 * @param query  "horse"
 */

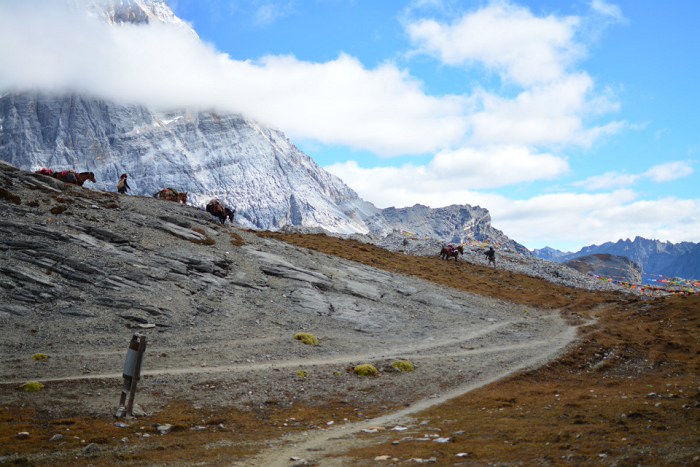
xmin=439 ymin=244 xmax=464 ymax=261
xmin=153 ymin=188 xmax=188 ymax=204
xmin=206 ymin=199 xmax=235 ymax=224
xmin=54 ymin=170 xmax=96 ymax=186
xmin=36 ymin=169 xmax=96 ymax=186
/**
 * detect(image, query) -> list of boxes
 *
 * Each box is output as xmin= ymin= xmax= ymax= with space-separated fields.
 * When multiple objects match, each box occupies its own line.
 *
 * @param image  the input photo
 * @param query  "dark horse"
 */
xmin=36 ymin=169 xmax=96 ymax=187
xmin=439 ymin=244 xmax=464 ymax=261
xmin=206 ymin=199 xmax=235 ymax=224
xmin=153 ymin=188 xmax=188 ymax=204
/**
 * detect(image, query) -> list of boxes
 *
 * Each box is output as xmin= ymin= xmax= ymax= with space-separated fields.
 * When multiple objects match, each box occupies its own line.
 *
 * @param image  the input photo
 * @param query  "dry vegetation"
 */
xmin=1 ymin=231 xmax=698 ymax=465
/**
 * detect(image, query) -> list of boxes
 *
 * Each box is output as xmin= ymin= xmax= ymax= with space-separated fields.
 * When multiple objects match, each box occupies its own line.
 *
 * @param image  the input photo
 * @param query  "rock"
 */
xmin=16 ymin=432 xmax=30 ymax=439
xmin=155 ymin=423 xmax=173 ymax=435
xmin=82 ymin=443 xmax=100 ymax=454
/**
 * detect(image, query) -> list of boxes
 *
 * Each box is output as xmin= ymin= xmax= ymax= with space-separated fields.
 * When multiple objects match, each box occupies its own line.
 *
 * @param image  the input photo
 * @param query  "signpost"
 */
xmin=116 ymin=333 xmax=147 ymax=418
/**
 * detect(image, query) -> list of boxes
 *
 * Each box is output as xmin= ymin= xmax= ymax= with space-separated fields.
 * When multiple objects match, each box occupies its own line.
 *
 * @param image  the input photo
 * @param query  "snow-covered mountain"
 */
xmin=0 ymin=0 xmax=525 ymax=251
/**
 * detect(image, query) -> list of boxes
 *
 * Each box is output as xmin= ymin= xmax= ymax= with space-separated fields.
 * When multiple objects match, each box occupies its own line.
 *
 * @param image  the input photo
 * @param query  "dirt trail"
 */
xmin=2 ymin=315 xmax=566 ymax=384
xmin=244 ymin=321 xmax=580 ymax=466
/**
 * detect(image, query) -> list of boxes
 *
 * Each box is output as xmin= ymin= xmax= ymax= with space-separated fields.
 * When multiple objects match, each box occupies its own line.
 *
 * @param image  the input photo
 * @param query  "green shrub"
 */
xmin=293 ymin=332 xmax=319 ymax=346
xmin=20 ymin=381 xmax=44 ymax=392
xmin=353 ymin=364 xmax=379 ymax=377
xmin=32 ymin=353 xmax=50 ymax=362
xmin=391 ymin=360 xmax=415 ymax=372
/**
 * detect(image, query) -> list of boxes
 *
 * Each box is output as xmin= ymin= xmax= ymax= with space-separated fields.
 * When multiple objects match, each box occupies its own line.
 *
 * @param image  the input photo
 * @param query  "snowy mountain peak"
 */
xmin=72 ymin=0 xmax=196 ymax=36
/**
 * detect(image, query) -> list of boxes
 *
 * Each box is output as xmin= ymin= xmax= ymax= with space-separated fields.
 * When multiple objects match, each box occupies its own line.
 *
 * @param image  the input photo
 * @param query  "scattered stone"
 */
xmin=374 ymin=455 xmax=391 ymax=461
xmin=82 ymin=443 xmax=99 ymax=454
xmin=155 ymin=423 xmax=173 ymax=435
xmin=49 ymin=434 xmax=64 ymax=442
xmin=433 ymin=437 xmax=451 ymax=443
xmin=131 ymin=405 xmax=147 ymax=417
xmin=16 ymin=432 xmax=30 ymax=439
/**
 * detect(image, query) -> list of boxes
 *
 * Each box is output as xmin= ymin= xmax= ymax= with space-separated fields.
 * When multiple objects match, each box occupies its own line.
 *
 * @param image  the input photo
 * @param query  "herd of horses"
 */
xmin=33 ymin=168 xmax=492 ymax=263
xmin=34 ymin=168 xmax=235 ymax=225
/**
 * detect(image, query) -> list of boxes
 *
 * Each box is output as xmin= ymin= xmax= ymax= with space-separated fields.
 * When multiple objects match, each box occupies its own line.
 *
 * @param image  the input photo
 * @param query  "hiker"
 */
xmin=484 ymin=246 xmax=496 ymax=267
xmin=117 ymin=173 xmax=131 ymax=194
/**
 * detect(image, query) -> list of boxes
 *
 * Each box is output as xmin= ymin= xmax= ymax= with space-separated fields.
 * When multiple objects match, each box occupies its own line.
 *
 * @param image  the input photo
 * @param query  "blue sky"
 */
xmin=1 ymin=0 xmax=698 ymax=251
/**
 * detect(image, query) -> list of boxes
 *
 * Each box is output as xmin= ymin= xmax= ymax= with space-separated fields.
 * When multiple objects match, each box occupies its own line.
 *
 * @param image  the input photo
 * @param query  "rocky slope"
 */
xmin=0 ymin=160 xmax=578 ymax=416
xmin=564 ymin=253 xmax=642 ymax=284
xmin=2 ymin=162 xmax=698 ymax=466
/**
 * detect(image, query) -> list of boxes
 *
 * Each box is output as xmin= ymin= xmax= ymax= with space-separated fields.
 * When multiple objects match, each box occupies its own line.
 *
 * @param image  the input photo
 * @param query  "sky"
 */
xmin=0 ymin=0 xmax=698 ymax=251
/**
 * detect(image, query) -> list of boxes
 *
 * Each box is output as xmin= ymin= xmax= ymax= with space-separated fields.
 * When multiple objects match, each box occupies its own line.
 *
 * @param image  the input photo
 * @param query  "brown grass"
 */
xmin=1 ymin=231 xmax=698 ymax=465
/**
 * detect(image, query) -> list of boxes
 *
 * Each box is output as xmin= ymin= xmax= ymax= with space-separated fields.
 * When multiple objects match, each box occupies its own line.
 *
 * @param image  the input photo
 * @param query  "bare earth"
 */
xmin=0 ymin=162 xmax=698 ymax=465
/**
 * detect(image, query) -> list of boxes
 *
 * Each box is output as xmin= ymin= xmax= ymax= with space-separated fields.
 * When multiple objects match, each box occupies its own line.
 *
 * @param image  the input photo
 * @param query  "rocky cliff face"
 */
xmin=0 ymin=91 xmax=525 ymax=250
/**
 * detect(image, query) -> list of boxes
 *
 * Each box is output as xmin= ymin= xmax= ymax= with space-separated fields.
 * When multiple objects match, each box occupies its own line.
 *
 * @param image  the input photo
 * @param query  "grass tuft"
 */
xmin=293 ymin=332 xmax=319 ymax=346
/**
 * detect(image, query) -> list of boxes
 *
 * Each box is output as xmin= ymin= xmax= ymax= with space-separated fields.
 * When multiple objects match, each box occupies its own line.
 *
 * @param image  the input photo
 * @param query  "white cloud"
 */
xmin=0 ymin=0 xmax=621 ymax=157
xmin=487 ymin=191 xmax=700 ymax=250
xmin=590 ymin=0 xmax=625 ymax=22
xmin=469 ymin=74 xmax=623 ymax=146
xmin=326 ymin=145 xmax=568 ymax=208
xmin=253 ymin=1 xmax=295 ymax=27
xmin=574 ymin=171 xmax=640 ymax=190
xmin=644 ymin=161 xmax=694 ymax=183
xmin=0 ymin=2 xmax=471 ymax=157
xmin=576 ymin=161 xmax=694 ymax=191
xmin=406 ymin=1 xmax=582 ymax=86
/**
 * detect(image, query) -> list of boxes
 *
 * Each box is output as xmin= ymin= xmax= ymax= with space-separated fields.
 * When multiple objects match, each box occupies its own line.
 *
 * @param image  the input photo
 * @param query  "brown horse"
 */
xmin=36 ymin=169 xmax=96 ymax=186
xmin=206 ymin=199 xmax=235 ymax=224
xmin=439 ymin=244 xmax=464 ymax=261
xmin=153 ymin=188 xmax=188 ymax=204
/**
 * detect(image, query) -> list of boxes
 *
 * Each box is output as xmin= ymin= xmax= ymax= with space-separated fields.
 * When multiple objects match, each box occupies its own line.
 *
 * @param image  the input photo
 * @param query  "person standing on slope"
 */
xmin=117 ymin=173 xmax=131 ymax=194
xmin=485 ymin=246 xmax=496 ymax=267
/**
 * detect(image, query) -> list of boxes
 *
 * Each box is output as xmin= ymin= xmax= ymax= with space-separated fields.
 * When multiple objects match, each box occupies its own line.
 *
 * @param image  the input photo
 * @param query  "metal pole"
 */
xmin=125 ymin=335 xmax=147 ymax=416
xmin=117 ymin=333 xmax=147 ymax=418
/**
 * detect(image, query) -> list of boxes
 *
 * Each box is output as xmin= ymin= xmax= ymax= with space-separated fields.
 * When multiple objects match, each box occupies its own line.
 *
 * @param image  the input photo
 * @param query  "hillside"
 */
xmin=564 ymin=253 xmax=643 ymax=284
xmin=0 ymin=162 xmax=698 ymax=466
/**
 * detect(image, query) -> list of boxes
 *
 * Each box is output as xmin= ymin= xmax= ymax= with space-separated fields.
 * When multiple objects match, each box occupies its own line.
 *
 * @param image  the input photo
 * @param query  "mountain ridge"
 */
xmin=532 ymin=237 xmax=700 ymax=281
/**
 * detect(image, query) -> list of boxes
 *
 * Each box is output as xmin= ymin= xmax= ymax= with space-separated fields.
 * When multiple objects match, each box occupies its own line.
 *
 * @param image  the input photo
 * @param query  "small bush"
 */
xmin=293 ymin=332 xmax=319 ymax=346
xmin=20 ymin=381 xmax=44 ymax=392
xmin=32 ymin=353 xmax=50 ymax=362
xmin=391 ymin=360 xmax=415 ymax=372
xmin=296 ymin=370 xmax=309 ymax=379
xmin=230 ymin=232 xmax=245 ymax=246
xmin=353 ymin=364 xmax=379 ymax=377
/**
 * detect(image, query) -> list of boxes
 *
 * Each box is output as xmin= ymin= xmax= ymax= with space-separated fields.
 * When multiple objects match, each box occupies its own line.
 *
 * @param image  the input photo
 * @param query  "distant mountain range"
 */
xmin=533 ymin=237 xmax=700 ymax=282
